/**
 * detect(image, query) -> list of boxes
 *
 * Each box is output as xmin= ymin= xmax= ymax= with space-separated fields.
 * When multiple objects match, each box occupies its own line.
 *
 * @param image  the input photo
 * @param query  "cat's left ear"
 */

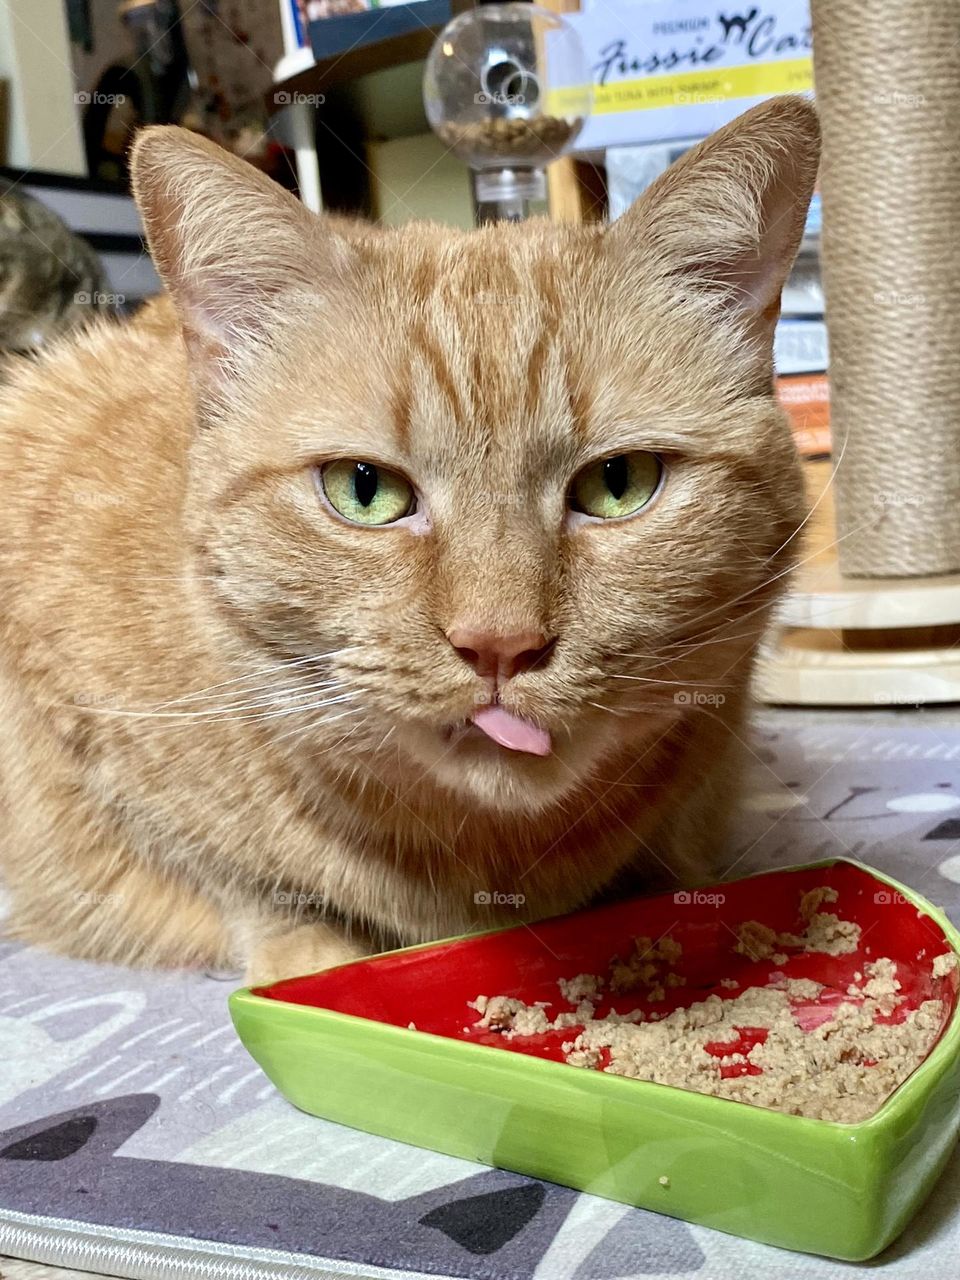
xmin=606 ymin=95 xmax=820 ymax=361
xmin=130 ymin=126 xmax=352 ymax=390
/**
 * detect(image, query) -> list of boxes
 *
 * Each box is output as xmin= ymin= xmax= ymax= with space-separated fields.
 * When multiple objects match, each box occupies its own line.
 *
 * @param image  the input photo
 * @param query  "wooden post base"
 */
xmin=757 ymin=564 xmax=960 ymax=706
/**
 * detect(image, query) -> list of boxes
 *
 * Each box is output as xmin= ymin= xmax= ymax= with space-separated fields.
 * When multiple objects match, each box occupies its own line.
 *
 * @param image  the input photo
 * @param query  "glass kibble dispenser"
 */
xmin=423 ymin=0 xmax=592 ymax=221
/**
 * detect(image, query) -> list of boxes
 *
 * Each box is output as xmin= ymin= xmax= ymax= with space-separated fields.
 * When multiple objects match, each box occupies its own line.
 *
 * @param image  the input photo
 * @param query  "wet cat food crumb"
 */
xmin=735 ymin=889 xmax=860 ymax=960
xmin=552 ymin=999 xmax=597 ymax=1029
xmin=609 ymin=935 xmax=686 ymax=996
xmin=733 ymin=921 xmax=778 ymax=961
xmin=658 ymin=1175 xmax=670 ymax=1187
xmin=469 ymin=995 xmax=552 ymax=1036
xmin=559 ymin=973 xmax=603 ymax=1004
xmin=799 ymin=911 xmax=860 ymax=956
xmin=778 ymin=977 xmax=823 ymax=999
xmin=860 ymin=958 xmax=902 ymax=1014
xmin=565 ymin=1046 xmax=602 ymax=1069
xmin=467 ymin=887 xmax=951 ymax=1122
xmin=800 ymin=885 xmax=838 ymax=920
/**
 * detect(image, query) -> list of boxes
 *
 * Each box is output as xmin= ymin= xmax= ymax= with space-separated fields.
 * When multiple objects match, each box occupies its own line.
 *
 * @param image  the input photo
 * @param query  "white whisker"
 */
xmin=168 ymin=677 xmax=346 ymax=717
xmin=762 ymin=427 xmax=849 ymax=565
xmin=54 ymin=690 xmax=355 ymax=726
xmin=587 ymin=700 xmax=629 ymax=717
xmin=245 ymin=694 xmax=357 ymax=724
xmin=608 ymin=673 xmax=731 ymax=688
xmin=225 ymin=708 xmax=362 ymax=772
xmin=156 ymin=648 xmax=359 ymax=709
xmin=656 ymin=509 xmax=878 ymax=645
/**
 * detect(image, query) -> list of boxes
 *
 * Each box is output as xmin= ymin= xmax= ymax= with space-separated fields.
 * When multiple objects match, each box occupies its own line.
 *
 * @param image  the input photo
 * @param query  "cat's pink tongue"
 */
xmin=471 ymin=705 xmax=552 ymax=756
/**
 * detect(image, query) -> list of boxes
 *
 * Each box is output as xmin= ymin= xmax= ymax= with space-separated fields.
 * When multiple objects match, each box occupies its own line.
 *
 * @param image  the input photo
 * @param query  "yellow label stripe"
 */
xmin=548 ymin=57 xmax=813 ymax=118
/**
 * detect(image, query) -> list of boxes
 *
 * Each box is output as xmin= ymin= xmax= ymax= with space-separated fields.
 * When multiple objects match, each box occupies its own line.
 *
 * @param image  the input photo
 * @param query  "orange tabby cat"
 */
xmin=0 ymin=98 xmax=818 ymax=984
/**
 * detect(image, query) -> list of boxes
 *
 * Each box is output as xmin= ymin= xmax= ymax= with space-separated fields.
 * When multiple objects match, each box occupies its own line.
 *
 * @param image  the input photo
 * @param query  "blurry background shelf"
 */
xmin=270 ymin=0 xmax=601 ymax=223
xmin=271 ymin=0 xmax=465 ymax=217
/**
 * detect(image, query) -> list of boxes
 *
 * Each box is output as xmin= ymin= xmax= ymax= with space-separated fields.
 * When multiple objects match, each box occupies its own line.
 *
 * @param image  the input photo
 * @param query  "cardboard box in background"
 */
xmin=775 ymin=324 xmax=831 ymax=455
xmin=777 ymin=374 xmax=831 ymax=458
xmin=563 ymin=0 xmax=813 ymax=153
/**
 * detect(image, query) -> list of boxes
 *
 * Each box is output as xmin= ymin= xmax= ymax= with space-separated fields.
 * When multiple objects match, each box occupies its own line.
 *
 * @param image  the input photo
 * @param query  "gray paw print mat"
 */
xmin=3 ymin=710 xmax=960 ymax=1280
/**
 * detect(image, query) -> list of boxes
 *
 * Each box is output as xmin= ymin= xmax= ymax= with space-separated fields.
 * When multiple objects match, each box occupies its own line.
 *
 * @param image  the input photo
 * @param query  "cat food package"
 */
xmin=773 ymin=319 xmax=828 ymax=377
xmin=605 ymin=139 xmax=821 ymax=247
xmin=776 ymin=374 xmax=830 ymax=458
xmin=774 ymin=322 xmax=830 ymax=457
xmin=564 ymin=0 xmax=812 ymax=153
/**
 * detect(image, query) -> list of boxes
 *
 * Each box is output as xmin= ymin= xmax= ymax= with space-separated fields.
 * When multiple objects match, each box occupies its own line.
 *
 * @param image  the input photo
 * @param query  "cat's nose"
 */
xmin=446 ymin=626 xmax=553 ymax=681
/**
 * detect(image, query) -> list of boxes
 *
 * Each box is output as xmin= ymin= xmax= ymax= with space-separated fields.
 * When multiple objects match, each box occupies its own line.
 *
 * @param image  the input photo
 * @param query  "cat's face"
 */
xmin=133 ymin=99 xmax=818 ymax=812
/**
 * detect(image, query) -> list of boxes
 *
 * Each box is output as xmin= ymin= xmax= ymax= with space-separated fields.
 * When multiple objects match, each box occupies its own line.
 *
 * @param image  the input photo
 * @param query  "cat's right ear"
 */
xmin=605 ymin=96 xmax=819 ymax=373
xmin=130 ymin=126 xmax=351 ymax=395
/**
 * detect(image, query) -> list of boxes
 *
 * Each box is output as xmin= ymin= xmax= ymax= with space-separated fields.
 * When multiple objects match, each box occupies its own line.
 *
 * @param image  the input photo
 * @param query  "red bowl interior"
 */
xmin=255 ymin=862 xmax=959 ymax=1071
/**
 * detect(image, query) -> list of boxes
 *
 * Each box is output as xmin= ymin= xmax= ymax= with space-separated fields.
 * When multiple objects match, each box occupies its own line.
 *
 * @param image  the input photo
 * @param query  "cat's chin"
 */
xmin=395 ymin=715 xmax=632 ymax=814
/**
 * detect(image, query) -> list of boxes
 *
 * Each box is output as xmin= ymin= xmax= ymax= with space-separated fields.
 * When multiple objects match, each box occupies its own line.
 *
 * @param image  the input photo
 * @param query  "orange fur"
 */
xmin=0 ymin=99 xmax=819 ymax=984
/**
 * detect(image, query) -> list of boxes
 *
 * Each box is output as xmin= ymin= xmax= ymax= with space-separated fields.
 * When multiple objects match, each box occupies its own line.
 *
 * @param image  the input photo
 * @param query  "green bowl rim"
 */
xmin=229 ymin=856 xmax=960 ymax=1134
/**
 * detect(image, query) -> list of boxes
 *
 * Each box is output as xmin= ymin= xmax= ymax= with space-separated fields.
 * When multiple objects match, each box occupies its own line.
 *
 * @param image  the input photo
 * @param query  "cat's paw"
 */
xmin=245 ymin=921 xmax=370 ymax=987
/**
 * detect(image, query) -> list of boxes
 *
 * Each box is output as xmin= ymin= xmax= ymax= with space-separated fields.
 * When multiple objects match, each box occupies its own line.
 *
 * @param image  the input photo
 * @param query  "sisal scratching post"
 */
xmin=757 ymin=2 xmax=960 ymax=705
xmin=812 ymin=0 xmax=960 ymax=578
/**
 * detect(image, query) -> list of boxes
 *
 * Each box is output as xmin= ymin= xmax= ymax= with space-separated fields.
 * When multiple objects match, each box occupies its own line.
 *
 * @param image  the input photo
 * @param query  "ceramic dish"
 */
xmin=230 ymin=859 xmax=960 ymax=1259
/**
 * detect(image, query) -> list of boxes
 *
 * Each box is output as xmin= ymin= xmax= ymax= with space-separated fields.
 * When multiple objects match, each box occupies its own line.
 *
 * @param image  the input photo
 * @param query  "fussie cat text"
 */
xmin=594 ymin=7 xmax=812 ymax=88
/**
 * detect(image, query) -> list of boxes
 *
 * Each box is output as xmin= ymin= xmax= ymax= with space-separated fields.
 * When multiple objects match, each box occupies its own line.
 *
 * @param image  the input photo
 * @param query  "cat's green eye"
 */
xmin=570 ymin=452 xmax=662 ymax=520
xmin=320 ymin=459 xmax=415 ymax=526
